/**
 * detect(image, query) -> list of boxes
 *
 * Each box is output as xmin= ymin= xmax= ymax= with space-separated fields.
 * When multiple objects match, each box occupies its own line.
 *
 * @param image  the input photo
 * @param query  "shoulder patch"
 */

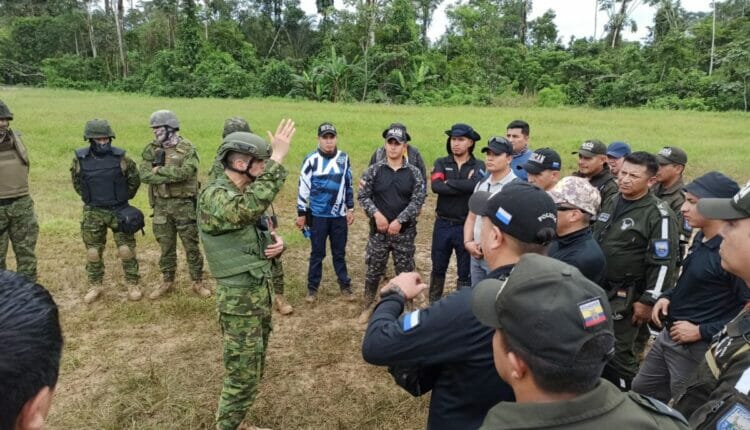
xmin=628 ymin=392 xmax=688 ymax=425
xmin=597 ymin=212 xmax=610 ymax=223
xmin=717 ymin=404 xmax=750 ymax=429
xmin=735 ymin=367 xmax=750 ymax=395
xmin=653 ymin=240 xmax=670 ymax=259
xmin=402 ymin=310 xmax=421 ymax=332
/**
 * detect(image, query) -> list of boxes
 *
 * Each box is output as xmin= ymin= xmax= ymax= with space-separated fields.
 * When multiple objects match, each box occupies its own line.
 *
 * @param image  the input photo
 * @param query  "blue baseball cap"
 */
xmin=606 ymin=141 xmax=631 ymax=159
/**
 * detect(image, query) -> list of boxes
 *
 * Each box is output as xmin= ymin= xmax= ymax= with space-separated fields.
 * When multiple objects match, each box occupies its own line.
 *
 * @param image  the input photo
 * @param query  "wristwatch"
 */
xmin=380 ymin=282 xmax=406 ymax=300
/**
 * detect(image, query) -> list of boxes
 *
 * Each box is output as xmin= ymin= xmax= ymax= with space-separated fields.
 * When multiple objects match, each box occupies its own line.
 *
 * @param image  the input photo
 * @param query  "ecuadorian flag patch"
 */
xmin=579 ymin=298 xmax=607 ymax=328
xmin=402 ymin=310 xmax=421 ymax=332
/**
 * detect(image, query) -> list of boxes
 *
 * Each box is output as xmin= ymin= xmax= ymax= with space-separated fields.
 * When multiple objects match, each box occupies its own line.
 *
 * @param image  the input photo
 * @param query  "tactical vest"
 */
xmin=201 ymin=225 xmax=271 ymax=279
xmin=153 ymin=140 xmax=199 ymax=199
xmin=75 ymin=146 xmax=128 ymax=207
xmin=0 ymin=131 xmax=30 ymax=199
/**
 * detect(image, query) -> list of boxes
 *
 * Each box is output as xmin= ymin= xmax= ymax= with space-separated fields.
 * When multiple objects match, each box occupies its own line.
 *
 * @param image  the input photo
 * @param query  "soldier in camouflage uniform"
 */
xmin=71 ymin=119 xmax=142 ymax=303
xmin=210 ymin=117 xmax=293 ymax=316
xmin=0 ymin=100 xmax=39 ymax=281
xmin=357 ymin=123 xmax=426 ymax=324
xmin=140 ymin=110 xmax=209 ymax=299
xmin=198 ymin=120 xmax=295 ymax=430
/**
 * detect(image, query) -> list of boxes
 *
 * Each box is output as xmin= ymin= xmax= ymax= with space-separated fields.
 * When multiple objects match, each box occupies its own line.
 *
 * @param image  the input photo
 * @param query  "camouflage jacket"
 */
xmin=139 ymin=136 xmax=199 ymax=185
xmin=198 ymin=161 xmax=287 ymax=236
xmin=358 ymin=159 xmax=425 ymax=225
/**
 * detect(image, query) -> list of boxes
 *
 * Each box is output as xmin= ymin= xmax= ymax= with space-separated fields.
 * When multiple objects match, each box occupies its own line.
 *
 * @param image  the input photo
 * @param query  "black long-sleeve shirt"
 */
xmin=662 ymin=232 xmax=750 ymax=341
xmin=430 ymin=155 xmax=485 ymax=222
xmin=362 ymin=265 xmax=515 ymax=430
xmin=547 ymin=227 xmax=606 ymax=286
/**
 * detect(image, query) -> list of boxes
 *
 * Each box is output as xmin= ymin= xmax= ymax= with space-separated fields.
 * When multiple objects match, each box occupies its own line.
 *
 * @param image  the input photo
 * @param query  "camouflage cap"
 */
xmin=548 ymin=176 xmax=601 ymax=216
xmin=222 ymin=117 xmax=252 ymax=138
xmin=0 ymin=100 xmax=12 ymax=120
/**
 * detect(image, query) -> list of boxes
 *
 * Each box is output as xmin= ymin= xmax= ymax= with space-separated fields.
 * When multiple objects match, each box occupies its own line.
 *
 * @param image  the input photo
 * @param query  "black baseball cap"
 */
xmin=522 ymin=147 xmax=562 ymax=174
xmin=318 ymin=122 xmax=337 ymax=137
xmin=684 ymin=171 xmax=739 ymax=199
xmin=481 ymin=136 xmax=513 ymax=156
xmin=656 ymin=146 xmax=688 ymax=165
xmin=698 ymin=181 xmax=750 ymax=220
xmin=468 ymin=182 xmax=557 ymax=245
xmin=382 ymin=123 xmax=411 ymax=142
xmin=573 ymin=140 xmax=607 ymax=157
xmin=472 ymin=254 xmax=614 ymax=366
xmin=445 ymin=123 xmax=481 ymax=142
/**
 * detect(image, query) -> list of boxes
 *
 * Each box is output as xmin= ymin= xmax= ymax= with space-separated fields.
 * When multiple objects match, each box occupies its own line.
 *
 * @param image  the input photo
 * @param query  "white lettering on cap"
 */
xmin=389 ymin=128 xmax=404 ymax=138
xmin=659 ymin=147 xmax=673 ymax=157
xmin=581 ymin=142 xmax=594 ymax=151
xmin=530 ymin=153 xmax=546 ymax=163
xmin=538 ymin=212 xmax=556 ymax=223
xmin=320 ymin=124 xmax=335 ymax=132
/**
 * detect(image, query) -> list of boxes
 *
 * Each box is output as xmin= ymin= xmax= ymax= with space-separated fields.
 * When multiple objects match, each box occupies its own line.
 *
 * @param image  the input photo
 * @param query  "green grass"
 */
xmin=0 ymin=86 xmax=747 ymax=429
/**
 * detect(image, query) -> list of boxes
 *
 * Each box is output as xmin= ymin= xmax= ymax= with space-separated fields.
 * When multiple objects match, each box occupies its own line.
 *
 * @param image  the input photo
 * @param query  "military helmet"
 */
xmin=222 ymin=117 xmax=252 ymax=138
xmin=149 ymin=110 xmax=180 ymax=129
xmin=218 ymin=132 xmax=272 ymax=163
xmin=0 ymin=100 xmax=13 ymax=120
xmin=84 ymin=119 xmax=116 ymax=140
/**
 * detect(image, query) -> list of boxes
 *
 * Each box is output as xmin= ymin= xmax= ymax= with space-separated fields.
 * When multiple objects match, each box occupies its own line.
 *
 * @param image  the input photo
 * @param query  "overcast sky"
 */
xmin=298 ymin=0 xmax=714 ymax=44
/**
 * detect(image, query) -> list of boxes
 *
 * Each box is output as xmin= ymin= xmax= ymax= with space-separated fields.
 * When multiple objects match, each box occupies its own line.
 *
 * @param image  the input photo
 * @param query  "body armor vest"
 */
xmin=0 ymin=131 xmax=30 ymax=199
xmin=153 ymin=141 xmax=199 ymax=198
xmin=201 ymin=224 xmax=271 ymax=279
xmin=75 ymin=146 xmax=128 ymax=207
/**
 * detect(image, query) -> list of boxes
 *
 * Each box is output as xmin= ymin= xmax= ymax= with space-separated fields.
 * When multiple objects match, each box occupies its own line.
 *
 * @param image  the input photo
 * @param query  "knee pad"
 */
xmin=86 ymin=247 xmax=101 ymax=262
xmin=117 ymin=245 xmax=135 ymax=261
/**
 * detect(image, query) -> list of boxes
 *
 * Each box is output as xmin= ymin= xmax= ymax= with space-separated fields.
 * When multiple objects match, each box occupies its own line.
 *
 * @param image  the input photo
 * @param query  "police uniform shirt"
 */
xmin=362 ymin=265 xmax=516 ymax=430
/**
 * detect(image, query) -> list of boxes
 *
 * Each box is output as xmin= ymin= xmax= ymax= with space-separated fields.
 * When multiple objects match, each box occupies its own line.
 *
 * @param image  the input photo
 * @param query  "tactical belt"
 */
xmin=706 ymin=343 xmax=750 ymax=379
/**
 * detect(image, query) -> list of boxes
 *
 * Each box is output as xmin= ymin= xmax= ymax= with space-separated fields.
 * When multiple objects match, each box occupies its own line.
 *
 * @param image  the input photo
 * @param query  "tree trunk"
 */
xmin=520 ymin=0 xmax=528 ymax=45
xmin=709 ymin=0 xmax=716 ymax=75
xmin=114 ymin=0 xmax=128 ymax=77
xmin=87 ymin=5 xmax=98 ymax=58
xmin=105 ymin=0 xmax=112 ymax=15
xmin=610 ymin=0 xmax=629 ymax=48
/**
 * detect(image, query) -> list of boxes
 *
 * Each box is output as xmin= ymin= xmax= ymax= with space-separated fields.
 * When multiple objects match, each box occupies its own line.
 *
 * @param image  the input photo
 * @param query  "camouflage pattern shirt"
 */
xmin=198 ymin=161 xmax=287 ymax=235
xmin=139 ymin=137 xmax=199 ymax=185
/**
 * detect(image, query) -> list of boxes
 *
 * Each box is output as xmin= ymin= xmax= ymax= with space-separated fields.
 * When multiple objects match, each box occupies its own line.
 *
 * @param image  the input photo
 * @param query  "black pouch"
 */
xmin=387 ymin=365 xmax=439 ymax=397
xmin=114 ymin=204 xmax=146 ymax=234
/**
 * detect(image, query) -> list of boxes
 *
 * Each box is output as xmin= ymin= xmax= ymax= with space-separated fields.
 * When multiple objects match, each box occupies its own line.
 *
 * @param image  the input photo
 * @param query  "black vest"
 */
xmin=76 ymin=146 xmax=128 ymax=207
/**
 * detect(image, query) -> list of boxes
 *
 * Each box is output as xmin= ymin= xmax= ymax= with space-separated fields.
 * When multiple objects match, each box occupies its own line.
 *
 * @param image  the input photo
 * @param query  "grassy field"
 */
xmin=1 ymin=86 xmax=747 ymax=429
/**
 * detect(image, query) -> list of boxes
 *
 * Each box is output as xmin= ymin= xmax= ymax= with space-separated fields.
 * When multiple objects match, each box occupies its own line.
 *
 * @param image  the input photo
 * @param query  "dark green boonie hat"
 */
xmin=222 ymin=117 xmax=252 ymax=138
xmin=217 ymin=131 xmax=272 ymax=162
xmin=698 ymin=181 xmax=750 ymax=220
xmin=655 ymin=146 xmax=688 ymax=166
xmin=472 ymin=254 xmax=614 ymax=366
xmin=0 ymin=100 xmax=13 ymax=120
xmin=83 ymin=119 xmax=116 ymax=140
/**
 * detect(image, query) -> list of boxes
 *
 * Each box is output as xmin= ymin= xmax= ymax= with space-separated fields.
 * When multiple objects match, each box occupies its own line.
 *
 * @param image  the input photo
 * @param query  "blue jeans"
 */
xmin=470 ymin=256 xmax=490 ymax=287
xmin=430 ymin=217 xmax=470 ymax=285
xmin=307 ymin=215 xmax=350 ymax=292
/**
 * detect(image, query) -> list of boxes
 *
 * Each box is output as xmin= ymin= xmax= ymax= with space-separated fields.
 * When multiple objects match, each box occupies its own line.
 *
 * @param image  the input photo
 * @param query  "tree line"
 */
xmin=1 ymin=0 xmax=749 ymax=111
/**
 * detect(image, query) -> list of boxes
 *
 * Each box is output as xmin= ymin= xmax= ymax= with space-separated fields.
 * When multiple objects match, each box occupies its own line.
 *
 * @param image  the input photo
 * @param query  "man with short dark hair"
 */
xmin=428 ymin=123 xmax=485 ymax=302
xmin=464 ymin=137 xmax=517 ymax=287
xmin=362 ymin=182 xmax=557 ymax=430
xmin=358 ymin=123 xmax=426 ymax=323
xmin=368 ymin=122 xmax=426 ymax=185
xmin=471 ymin=254 xmax=688 ymax=430
xmin=593 ymin=151 xmax=680 ymax=391
xmin=607 ymin=141 xmax=631 ymax=177
xmin=547 ymin=176 xmax=606 ymax=285
xmin=0 ymin=270 xmax=63 ymax=430
xmin=672 ymin=180 xmax=750 ymax=428
xmin=573 ymin=139 xmax=619 ymax=205
xmin=505 ymin=120 xmax=532 ymax=181
xmin=632 ymin=172 xmax=748 ymax=404
xmin=522 ymin=147 xmax=561 ymax=191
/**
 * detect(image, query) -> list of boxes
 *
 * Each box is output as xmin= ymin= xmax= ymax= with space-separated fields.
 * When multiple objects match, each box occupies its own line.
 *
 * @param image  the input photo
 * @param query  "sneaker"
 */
xmin=274 ymin=296 xmax=294 ymax=315
xmin=305 ymin=292 xmax=317 ymax=303
xmin=341 ymin=288 xmax=357 ymax=302
xmin=191 ymin=280 xmax=212 ymax=298
xmin=149 ymin=281 xmax=174 ymax=300
xmin=127 ymin=285 xmax=142 ymax=301
xmin=84 ymin=287 xmax=102 ymax=304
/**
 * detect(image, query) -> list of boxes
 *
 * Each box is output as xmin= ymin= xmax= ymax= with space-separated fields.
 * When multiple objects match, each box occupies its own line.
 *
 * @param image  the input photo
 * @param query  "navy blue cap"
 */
xmin=481 ymin=136 xmax=513 ymax=156
xmin=684 ymin=171 xmax=740 ymax=199
xmin=607 ymin=141 xmax=631 ymax=159
xmin=445 ymin=123 xmax=481 ymax=142
xmin=523 ymin=148 xmax=561 ymax=174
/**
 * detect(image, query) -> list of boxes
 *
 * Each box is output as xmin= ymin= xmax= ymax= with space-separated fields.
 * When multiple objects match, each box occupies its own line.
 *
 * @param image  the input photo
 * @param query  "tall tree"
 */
xmin=413 ymin=0 xmax=442 ymax=47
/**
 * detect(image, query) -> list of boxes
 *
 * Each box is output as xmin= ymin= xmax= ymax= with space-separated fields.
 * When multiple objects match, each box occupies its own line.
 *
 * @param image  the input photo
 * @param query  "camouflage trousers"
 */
xmin=81 ymin=207 xmax=139 ymax=285
xmin=364 ymin=225 xmax=417 ymax=285
xmin=152 ymin=197 xmax=203 ymax=281
xmin=0 ymin=195 xmax=39 ymax=281
xmin=215 ymin=272 xmax=273 ymax=430
xmin=270 ymin=258 xmax=284 ymax=295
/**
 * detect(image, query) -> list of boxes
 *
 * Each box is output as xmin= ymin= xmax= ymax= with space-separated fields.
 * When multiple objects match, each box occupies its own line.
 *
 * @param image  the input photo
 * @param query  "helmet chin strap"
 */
xmin=225 ymin=157 xmax=257 ymax=180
